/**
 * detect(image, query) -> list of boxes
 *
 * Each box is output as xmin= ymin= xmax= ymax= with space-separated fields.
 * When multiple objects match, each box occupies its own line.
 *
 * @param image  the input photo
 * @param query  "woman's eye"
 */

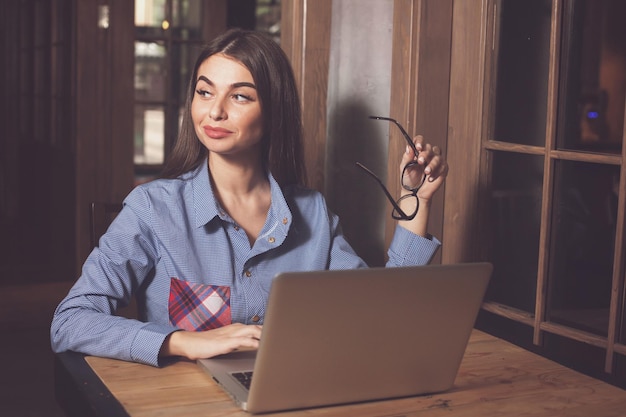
xmin=195 ymin=89 xmax=212 ymax=98
xmin=232 ymin=93 xmax=253 ymax=102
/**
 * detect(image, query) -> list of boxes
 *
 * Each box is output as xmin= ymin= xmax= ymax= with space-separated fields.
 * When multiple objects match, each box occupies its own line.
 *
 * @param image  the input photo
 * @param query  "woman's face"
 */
xmin=191 ymin=53 xmax=263 ymax=158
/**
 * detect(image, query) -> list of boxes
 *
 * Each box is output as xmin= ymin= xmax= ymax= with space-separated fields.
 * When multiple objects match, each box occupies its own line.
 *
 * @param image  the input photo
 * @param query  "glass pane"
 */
xmin=172 ymin=0 xmax=201 ymax=29
xmin=135 ymin=0 xmax=166 ymax=27
xmin=487 ymin=152 xmax=543 ymax=312
xmin=135 ymin=0 xmax=168 ymax=37
xmin=135 ymin=41 xmax=167 ymax=102
xmin=170 ymin=42 xmax=197 ymax=104
xmin=256 ymin=0 xmax=281 ymax=43
xmin=492 ymin=0 xmax=552 ymax=146
xmin=556 ymin=0 xmax=625 ymax=154
xmin=547 ymin=160 xmax=618 ymax=336
xmin=134 ymin=105 xmax=165 ymax=164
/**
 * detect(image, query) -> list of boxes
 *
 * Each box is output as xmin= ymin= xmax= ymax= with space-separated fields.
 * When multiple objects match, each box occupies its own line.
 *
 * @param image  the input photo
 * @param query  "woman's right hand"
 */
xmin=160 ymin=323 xmax=262 ymax=360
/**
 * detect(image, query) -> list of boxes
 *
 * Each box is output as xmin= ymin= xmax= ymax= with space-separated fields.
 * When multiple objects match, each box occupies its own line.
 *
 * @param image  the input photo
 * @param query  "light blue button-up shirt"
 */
xmin=51 ymin=159 xmax=440 ymax=366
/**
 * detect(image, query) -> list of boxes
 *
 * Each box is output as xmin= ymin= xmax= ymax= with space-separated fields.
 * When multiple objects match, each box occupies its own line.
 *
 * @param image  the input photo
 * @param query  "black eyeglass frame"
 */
xmin=356 ymin=116 xmax=426 ymax=221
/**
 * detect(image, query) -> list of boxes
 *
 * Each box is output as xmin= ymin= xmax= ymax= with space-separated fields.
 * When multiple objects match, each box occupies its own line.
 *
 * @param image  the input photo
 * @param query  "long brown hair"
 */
xmin=161 ymin=28 xmax=307 ymax=187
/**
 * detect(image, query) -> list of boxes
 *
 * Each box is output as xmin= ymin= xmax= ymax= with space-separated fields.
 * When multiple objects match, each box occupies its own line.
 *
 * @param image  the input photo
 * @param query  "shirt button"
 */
xmin=251 ymin=315 xmax=260 ymax=323
xmin=234 ymin=225 xmax=240 ymax=231
xmin=282 ymin=217 xmax=288 ymax=225
xmin=268 ymin=237 xmax=275 ymax=243
xmin=245 ymin=270 xmax=252 ymax=277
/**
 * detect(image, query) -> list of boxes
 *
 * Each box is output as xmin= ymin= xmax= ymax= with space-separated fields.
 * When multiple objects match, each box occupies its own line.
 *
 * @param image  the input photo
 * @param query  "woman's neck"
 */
xmin=208 ymin=152 xmax=267 ymax=195
xmin=208 ymin=153 xmax=271 ymax=246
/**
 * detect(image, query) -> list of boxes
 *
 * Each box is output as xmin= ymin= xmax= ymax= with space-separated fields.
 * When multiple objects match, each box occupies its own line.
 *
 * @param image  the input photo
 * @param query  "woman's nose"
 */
xmin=209 ymin=98 xmax=226 ymax=121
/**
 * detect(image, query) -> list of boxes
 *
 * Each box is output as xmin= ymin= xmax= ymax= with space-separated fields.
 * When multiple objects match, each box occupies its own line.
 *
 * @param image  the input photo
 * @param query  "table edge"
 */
xmin=54 ymin=351 xmax=130 ymax=417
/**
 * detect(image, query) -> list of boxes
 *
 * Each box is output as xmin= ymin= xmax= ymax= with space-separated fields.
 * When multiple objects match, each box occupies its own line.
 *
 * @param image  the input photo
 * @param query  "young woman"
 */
xmin=51 ymin=28 xmax=448 ymax=366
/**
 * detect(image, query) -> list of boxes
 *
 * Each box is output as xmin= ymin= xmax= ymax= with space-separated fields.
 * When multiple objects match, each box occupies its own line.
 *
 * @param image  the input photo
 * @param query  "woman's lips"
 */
xmin=203 ymin=126 xmax=232 ymax=139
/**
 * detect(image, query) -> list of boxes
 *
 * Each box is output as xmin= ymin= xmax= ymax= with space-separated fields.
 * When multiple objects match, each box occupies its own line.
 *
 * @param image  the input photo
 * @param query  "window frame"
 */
xmin=447 ymin=0 xmax=626 ymax=375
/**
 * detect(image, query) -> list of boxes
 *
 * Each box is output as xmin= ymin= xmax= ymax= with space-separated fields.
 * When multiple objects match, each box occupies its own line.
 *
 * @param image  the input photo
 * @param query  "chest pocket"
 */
xmin=168 ymin=277 xmax=232 ymax=331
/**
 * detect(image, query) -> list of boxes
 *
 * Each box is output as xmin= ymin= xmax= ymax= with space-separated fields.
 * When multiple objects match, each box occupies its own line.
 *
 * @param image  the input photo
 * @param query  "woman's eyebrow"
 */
xmin=196 ymin=75 xmax=256 ymax=90
xmin=196 ymin=75 xmax=212 ymax=86
xmin=232 ymin=81 xmax=256 ymax=89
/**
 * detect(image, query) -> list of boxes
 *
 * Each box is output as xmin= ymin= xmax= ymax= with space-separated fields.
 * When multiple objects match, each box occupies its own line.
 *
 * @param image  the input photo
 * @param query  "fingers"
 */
xmin=219 ymin=323 xmax=262 ymax=343
xmin=407 ymin=136 xmax=448 ymax=182
xmin=171 ymin=324 xmax=263 ymax=360
xmin=218 ymin=324 xmax=262 ymax=354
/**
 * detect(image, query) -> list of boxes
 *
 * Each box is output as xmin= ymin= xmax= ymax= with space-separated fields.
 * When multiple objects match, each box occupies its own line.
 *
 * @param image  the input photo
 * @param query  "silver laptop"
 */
xmin=197 ymin=262 xmax=492 ymax=414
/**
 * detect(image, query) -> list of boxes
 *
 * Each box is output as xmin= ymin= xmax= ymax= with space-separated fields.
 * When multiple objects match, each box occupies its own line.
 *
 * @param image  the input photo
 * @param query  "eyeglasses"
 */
xmin=356 ymin=116 xmax=426 ymax=221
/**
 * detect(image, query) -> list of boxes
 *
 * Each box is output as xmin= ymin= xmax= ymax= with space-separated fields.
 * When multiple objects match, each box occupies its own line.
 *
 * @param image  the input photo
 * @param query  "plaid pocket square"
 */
xmin=168 ymin=278 xmax=232 ymax=331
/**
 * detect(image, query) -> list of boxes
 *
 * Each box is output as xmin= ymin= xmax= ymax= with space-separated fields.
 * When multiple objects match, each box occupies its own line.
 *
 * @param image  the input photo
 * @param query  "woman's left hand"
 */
xmin=401 ymin=135 xmax=449 ymax=203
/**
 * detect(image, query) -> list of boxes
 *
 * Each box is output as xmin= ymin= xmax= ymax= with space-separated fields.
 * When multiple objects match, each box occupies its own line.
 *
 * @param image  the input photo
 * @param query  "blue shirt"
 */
xmin=51 ymin=159 xmax=440 ymax=366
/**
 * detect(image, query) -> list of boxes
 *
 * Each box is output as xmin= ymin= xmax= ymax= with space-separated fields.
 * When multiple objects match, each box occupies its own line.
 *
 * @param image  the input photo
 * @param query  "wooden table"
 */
xmin=54 ymin=330 xmax=626 ymax=416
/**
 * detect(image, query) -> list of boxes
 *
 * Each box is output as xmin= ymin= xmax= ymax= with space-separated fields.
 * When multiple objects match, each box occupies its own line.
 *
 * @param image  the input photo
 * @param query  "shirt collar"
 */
xmin=189 ymin=158 xmax=293 ymax=232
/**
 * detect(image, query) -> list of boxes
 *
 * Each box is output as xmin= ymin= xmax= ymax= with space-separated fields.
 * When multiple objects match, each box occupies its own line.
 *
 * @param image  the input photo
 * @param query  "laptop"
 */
xmin=197 ymin=262 xmax=492 ymax=414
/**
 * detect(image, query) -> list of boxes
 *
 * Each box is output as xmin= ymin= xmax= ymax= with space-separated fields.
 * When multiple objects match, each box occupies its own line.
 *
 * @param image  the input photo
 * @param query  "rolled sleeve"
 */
xmin=130 ymin=323 xmax=180 ymax=367
xmin=387 ymin=225 xmax=441 ymax=267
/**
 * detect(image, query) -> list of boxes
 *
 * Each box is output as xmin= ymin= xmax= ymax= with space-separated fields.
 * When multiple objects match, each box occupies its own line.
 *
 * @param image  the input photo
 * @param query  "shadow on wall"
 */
xmin=325 ymin=99 xmax=390 ymax=267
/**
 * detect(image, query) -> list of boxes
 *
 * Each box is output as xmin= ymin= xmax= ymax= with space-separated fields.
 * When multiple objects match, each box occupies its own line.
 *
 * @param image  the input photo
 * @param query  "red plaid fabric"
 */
xmin=168 ymin=278 xmax=232 ymax=331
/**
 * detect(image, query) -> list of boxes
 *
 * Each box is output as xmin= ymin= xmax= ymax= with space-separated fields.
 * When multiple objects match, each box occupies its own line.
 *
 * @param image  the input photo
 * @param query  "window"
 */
xmin=480 ymin=0 xmax=625 ymax=381
xmin=133 ymin=0 xmax=206 ymax=182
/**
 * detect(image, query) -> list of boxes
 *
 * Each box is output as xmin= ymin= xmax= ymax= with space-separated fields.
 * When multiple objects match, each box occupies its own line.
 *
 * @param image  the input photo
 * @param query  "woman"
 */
xmin=51 ymin=28 xmax=448 ymax=366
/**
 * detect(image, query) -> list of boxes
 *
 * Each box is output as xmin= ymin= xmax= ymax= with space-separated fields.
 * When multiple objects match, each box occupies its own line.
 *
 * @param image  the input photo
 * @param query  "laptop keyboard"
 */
xmin=231 ymin=371 xmax=254 ymax=390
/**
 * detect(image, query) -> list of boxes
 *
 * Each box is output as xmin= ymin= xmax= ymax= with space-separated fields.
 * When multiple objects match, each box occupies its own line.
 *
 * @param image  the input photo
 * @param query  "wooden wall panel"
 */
xmin=281 ymin=0 xmax=332 ymax=192
xmin=108 ymin=0 xmax=135 ymax=205
xmin=443 ymin=0 xmax=489 ymax=263
xmin=74 ymin=0 xmax=100 ymax=272
xmin=75 ymin=0 xmax=134 ymax=271
xmin=388 ymin=0 xmax=453 ymax=259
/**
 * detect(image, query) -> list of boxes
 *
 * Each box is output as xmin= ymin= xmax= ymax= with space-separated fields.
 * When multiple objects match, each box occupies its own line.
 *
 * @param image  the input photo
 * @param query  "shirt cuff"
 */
xmin=130 ymin=322 xmax=179 ymax=367
xmin=387 ymin=225 xmax=441 ymax=266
